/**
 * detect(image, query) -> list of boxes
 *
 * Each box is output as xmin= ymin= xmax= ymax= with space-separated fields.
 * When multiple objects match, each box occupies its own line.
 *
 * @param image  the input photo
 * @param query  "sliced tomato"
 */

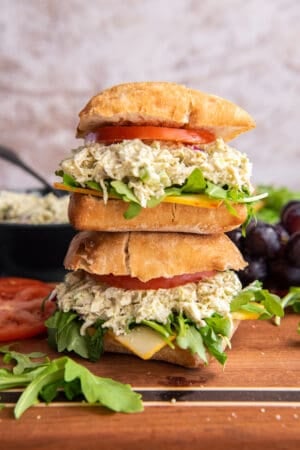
xmin=95 ymin=126 xmax=215 ymax=145
xmin=92 ymin=271 xmax=217 ymax=290
xmin=0 ymin=277 xmax=56 ymax=342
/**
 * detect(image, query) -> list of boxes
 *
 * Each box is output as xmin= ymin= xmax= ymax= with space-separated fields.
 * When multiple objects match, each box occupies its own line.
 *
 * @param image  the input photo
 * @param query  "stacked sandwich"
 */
xmin=47 ymin=82 xmax=266 ymax=368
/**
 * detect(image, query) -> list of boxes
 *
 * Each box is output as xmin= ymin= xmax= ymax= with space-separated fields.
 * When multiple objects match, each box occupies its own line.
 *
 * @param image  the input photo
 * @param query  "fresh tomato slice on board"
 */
xmin=0 ymin=277 xmax=56 ymax=342
xmin=93 ymin=271 xmax=217 ymax=290
xmin=95 ymin=126 xmax=215 ymax=145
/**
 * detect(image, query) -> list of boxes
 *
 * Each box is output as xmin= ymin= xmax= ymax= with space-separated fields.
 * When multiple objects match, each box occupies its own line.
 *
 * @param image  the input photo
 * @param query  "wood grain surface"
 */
xmin=0 ymin=314 xmax=299 ymax=450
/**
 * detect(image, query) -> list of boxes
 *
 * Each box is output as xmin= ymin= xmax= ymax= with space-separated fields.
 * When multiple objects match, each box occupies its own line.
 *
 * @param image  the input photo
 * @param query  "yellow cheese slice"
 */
xmin=232 ymin=303 xmax=265 ymax=320
xmin=162 ymin=194 xmax=223 ymax=208
xmin=53 ymin=182 xmax=223 ymax=209
xmin=113 ymin=326 xmax=175 ymax=360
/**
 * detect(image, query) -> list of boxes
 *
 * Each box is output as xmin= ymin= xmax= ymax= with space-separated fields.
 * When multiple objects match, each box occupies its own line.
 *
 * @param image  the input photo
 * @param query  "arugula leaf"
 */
xmin=176 ymin=325 xmax=208 ymax=364
xmin=0 ymin=352 xmax=143 ymax=418
xmin=110 ymin=181 xmax=139 ymax=204
xmin=224 ymin=199 xmax=239 ymax=217
xmin=108 ymin=181 xmax=142 ymax=219
xmin=230 ymin=283 xmax=284 ymax=319
xmin=85 ymin=320 xmax=106 ymax=362
xmin=146 ymin=196 xmax=164 ymax=208
xmin=64 ymin=358 xmax=143 ymax=413
xmin=205 ymin=181 xmax=228 ymax=199
xmin=63 ymin=173 xmax=79 ymax=187
xmin=164 ymin=186 xmax=183 ymax=197
xmin=0 ymin=347 xmax=47 ymax=375
xmin=274 ymin=287 xmax=300 ymax=326
xmin=198 ymin=325 xmax=227 ymax=365
xmin=262 ymin=290 xmax=283 ymax=317
xmin=14 ymin=358 xmax=66 ymax=419
xmin=85 ymin=180 xmax=102 ymax=191
xmin=123 ymin=202 xmax=142 ymax=219
xmin=198 ymin=314 xmax=233 ymax=365
xmin=0 ymin=366 xmax=47 ymax=390
xmin=46 ymin=310 xmax=105 ymax=361
xmin=46 ymin=310 xmax=88 ymax=358
xmin=181 ymin=168 xmax=206 ymax=193
xmin=205 ymin=314 xmax=232 ymax=338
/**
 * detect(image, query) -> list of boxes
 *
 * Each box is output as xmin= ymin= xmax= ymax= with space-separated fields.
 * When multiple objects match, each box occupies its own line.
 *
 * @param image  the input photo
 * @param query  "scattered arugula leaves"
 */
xmin=0 ymin=349 xmax=143 ymax=418
xmin=0 ymin=347 xmax=47 ymax=375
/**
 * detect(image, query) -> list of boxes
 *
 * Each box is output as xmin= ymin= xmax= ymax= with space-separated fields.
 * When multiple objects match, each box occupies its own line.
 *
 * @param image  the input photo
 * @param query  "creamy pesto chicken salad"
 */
xmin=56 ymin=138 xmax=266 ymax=219
xmin=0 ymin=191 xmax=69 ymax=224
xmin=55 ymin=270 xmax=242 ymax=336
xmin=47 ymin=269 xmax=245 ymax=365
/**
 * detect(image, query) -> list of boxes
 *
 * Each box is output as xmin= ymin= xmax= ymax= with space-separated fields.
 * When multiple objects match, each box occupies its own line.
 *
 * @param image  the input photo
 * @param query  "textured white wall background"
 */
xmin=0 ymin=0 xmax=299 ymax=189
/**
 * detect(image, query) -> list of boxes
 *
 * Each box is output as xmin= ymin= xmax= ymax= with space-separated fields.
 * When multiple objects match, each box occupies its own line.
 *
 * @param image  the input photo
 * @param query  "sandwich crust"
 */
xmin=77 ymin=82 xmax=255 ymax=141
xmin=64 ymin=230 xmax=247 ymax=281
xmin=103 ymin=319 xmax=240 ymax=368
xmin=68 ymin=193 xmax=248 ymax=234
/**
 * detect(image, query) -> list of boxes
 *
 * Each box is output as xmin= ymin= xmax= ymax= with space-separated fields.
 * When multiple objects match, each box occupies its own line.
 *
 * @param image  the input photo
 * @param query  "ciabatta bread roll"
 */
xmin=77 ymin=82 xmax=255 ymax=141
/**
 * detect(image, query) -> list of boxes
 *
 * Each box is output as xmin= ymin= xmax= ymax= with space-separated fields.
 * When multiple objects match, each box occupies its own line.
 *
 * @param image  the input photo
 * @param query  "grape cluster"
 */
xmin=227 ymin=201 xmax=300 ymax=290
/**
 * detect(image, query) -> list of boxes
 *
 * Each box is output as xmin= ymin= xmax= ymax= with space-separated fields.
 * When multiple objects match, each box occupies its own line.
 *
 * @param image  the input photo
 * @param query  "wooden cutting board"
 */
xmin=1 ymin=314 xmax=300 ymax=450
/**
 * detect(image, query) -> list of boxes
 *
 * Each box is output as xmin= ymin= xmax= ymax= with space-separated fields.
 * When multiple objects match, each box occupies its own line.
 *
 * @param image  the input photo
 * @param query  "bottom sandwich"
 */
xmin=46 ymin=231 xmax=248 ymax=368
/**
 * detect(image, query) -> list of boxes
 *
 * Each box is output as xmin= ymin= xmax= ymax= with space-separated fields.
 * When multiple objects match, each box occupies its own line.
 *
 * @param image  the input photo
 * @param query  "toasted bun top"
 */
xmin=64 ymin=231 xmax=247 ymax=281
xmin=77 ymin=82 xmax=255 ymax=141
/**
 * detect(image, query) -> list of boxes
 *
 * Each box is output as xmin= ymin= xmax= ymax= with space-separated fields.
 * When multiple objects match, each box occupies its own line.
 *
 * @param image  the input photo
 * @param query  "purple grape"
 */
xmin=269 ymin=259 xmax=300 ymax=288
xmin=286 ymin=232 xmax=300 ymax=267
xmin=281 ymin=201 xmax=300 ymax=234
xmin=274 ymin=223 xmax=290 ymax=244
xmin=244 ymin=223 xmax=281 ymax=259
xmin=227 ymin=228 xmax=245 ymax=251
xmin=238 ymin=257 xmax=268 ymax=286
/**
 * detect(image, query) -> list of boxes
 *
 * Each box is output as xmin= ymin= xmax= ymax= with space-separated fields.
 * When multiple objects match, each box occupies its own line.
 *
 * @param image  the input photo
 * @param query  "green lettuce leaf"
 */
xmin=0 ymin=347 xmax=47 ymax=375
xmin=7 ymin=356 xmax=143 ymax=418
xmin=46 ymin=310 xmax=105 ymax=362
xmin=123 ymin=202 xmax=142 ymax=219
xmin=110 ymin=180 xmax=140 ymax=204
xmin=181 ymin=168 xmax=206 ymax=193
xmin=230 ymin=282 xmax=284 ymax=319
xmin=176 ymin=325 xmax=208 ymax=364
xmin=56 ymin=168 xmax=266 ymax=221
xmin=64 ymin=358 xmax=143 ymax=413
xmin=198 ymin=325 xmax=227 ymax=365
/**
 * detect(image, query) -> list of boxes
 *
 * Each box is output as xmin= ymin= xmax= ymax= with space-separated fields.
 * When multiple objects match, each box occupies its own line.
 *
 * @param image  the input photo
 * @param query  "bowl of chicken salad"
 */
xmin=0 ymin=188 xmax=75 ymax=281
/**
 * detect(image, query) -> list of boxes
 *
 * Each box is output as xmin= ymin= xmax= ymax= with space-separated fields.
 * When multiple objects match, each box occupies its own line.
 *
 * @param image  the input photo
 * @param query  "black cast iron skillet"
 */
xmin=0 ymin=145 xmax=75 ymax=281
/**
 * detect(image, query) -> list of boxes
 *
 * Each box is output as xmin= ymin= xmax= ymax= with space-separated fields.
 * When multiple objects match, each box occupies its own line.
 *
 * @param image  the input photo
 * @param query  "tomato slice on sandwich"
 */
xmin=94 ymin=126 xmax=215 ymax=145
xmin=0 ymin=277 xmax=56 ymax=341
xmin=93 ymin=271 xmax=217 ymax=290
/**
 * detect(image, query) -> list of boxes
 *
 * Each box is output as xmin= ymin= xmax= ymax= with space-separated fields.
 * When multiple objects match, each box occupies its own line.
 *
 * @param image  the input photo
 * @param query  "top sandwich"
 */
xmin=55 ymin=82 xmax=266 ymax=233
